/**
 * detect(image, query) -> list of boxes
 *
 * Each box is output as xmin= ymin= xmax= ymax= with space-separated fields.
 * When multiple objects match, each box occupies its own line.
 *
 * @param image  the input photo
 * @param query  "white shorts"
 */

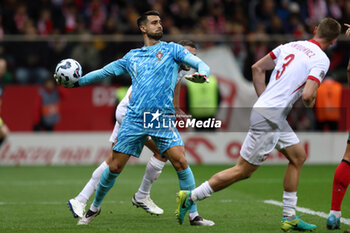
xmin=109 ymin=109 xmax=153 ymax=144
xmin=115 ymin=109 xmax=125 ymax=125
xmin=240 ymin=110 xmax=299 ymax=165
xmin=109 ymin=121 xmax=120 ymax=143
xmin=109 ymin=104 xmax=127 ymax=143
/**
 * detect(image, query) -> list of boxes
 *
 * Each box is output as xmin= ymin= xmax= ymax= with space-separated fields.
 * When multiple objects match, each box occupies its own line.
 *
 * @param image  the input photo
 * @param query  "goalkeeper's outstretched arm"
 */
xmin=78 ymin=60 xmax=127 ymax=87
xmin=181 ymin=53 xmax=210 ymax=83
xmin=182 ymin=53 xmax=210 ymax=78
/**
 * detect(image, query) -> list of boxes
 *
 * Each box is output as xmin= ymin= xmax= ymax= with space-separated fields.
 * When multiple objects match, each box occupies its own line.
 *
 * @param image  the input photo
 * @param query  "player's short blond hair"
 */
xmin=316 ymin=18 xmax=341 ymax=42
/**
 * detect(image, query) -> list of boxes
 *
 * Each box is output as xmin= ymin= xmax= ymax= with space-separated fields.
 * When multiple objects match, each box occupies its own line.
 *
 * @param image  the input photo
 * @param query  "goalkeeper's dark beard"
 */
xmin=147 ymin=31 xmax=163 ymax=40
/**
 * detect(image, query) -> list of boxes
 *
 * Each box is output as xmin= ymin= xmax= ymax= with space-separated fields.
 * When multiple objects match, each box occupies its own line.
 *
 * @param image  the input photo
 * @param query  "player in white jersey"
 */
xmin=176 ymin=18 xmax=341 ymax=231
xmin=67 ymin=40 xmax=214 ymax=226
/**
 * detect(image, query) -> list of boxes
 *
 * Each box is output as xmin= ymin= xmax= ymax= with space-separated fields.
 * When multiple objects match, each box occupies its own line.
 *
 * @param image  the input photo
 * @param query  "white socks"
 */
xmin=90 ymin=203 xmax=100 ymax=212
xmin=189 ymin=211 xmax=199 ymax=220
xmin=135 ymin=156 xmax=166 ymax=200
xmin=191 ymin=181 xmax=214 ymax=202
xmin=330 ymin=210 xmax=341 ymax=218
xmin=283 ymin=191 xmax=297 ymax=217
xmin=75 ymin=161 xmax=108 ymax=203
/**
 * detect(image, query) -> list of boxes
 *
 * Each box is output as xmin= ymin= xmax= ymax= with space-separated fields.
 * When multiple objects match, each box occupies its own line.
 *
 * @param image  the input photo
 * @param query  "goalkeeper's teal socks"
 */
xmin=93 ymin=167 xmax=119 ymax=207
xmin=177 ymin=167 xmax=197 ymax=213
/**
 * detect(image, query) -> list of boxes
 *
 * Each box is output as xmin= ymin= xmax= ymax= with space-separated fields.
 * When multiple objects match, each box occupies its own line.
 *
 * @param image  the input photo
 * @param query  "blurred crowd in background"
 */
xmin=0 ymin=0 xmax=349 ymax=85
xmin=0 ymin=0 xmax=350 ymax=133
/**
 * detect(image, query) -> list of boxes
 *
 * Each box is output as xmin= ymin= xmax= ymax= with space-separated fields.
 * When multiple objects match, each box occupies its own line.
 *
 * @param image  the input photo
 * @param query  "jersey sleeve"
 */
xmin=307 ymin=57 xmax=330 ymax=86
xmin=171 ymin=42 xmax=191 ymax=63
xmin=78 ymin=55 xmax=128 ymax=86
xmin=182 ymin=54 xmax=210 ymax=77
xmin=171 ymin=43 xmax=210 ymax=77
xmin=269 ymin=45 xmax=282 ymax=63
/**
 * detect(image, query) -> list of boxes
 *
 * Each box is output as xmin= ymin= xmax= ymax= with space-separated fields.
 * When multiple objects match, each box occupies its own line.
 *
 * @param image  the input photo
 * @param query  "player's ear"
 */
xmin=313 ymin=26 xmax=318 ymax=35
xmin=139 ymin=24 xmax=146 ymax=33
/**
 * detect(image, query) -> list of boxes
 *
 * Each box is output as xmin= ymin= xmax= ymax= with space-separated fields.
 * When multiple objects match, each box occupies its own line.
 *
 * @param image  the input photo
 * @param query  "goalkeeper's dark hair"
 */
xmin=137 ymin=10 xmax=160 ymax=28
xmin=178 ymin=40 xmax=197 ymax=49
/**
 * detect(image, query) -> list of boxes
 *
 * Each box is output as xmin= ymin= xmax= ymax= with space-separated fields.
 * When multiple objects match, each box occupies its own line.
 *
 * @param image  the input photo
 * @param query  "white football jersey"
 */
xmin=254 ymin=39 xmax=329 ymax=119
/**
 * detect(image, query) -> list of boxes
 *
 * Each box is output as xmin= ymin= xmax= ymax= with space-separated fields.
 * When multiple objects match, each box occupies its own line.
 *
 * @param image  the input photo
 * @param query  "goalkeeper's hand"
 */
xmin=54 ymin=74 xmax=79 ymax=88
xmin=184 ymin=72 xmax=209 ymax=83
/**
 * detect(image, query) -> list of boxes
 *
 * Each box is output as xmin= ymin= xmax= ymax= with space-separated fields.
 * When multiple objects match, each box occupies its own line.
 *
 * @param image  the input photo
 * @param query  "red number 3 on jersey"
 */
xmin=276 ymin=54 xmax=295 ymax=80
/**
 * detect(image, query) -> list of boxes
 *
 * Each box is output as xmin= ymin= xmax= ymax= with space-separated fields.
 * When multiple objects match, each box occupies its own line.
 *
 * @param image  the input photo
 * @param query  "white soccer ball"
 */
xmin=55 ymin=58 xmax=82 ymax=83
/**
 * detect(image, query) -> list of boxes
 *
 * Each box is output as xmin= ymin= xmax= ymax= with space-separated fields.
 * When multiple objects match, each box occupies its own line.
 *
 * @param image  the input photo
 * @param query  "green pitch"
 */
xmin=0 ymin=164 xmax=349 ymax=233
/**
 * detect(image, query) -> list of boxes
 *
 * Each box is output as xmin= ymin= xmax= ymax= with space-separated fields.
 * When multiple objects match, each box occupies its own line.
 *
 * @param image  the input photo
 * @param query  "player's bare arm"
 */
xmin=302 ymin=79 xmax=318 ymax=108
xmin=251 ymin=54 xmax=275 ymax=97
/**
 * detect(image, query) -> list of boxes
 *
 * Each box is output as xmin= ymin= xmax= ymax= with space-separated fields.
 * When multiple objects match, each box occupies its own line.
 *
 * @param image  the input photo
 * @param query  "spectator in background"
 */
xmin=124 ymin=5 xmax=141 ymax=35
xmin=14 ymin=20 xmax=50 ymax=84
xmin=276 ymin=0 xmax=291 ymax=28
xmin=342 ymin=2 xmax=350 ymax=24
xmin=0 ymin=58 xmax=13 ymax=86
xmin=47 ymin=28 xmax=70 ymax=72
xmin=71 ymin=33 xmax=101 ymax=74
xmin=307 ymin=0 xmax=328 ymax=23
xmin=62 ymin=3 xmax=79 ymax=33
xmin=0 ymin=15 xmax=4 ymax=39
xmin=86 ymin=0 xmax=107 ymax=34
xmin=33 ymin=77 xmax=65 ymax=131
xmin=315 ymin=77 xmax=342 ymax=131
xmin=37 ymin=8 xmax=53 ymax=36
xmin=13 ymin=3 xmax=29 ymax=34
xmin=243 ymin=22 xmax=269 ymax=81
xmin=267 ymin=15 xmax=286 ymax=35
xmin=328 ymin=0 xmax=342 ymax=20
xmin=103 ymin=16 xmax=118 ymax=34
xmin=170 ymin=0 xmax=196 ymax=33
xmin=288 ymin=13 xmax=306 ymax=40
xmin=252 ymin=0 xmax=276 ymax=29
xmin=206 ymin=3 xmax=226 ymax=34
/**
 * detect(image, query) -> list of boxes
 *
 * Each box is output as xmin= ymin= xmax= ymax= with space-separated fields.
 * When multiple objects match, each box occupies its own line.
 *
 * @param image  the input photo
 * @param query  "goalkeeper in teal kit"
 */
xmin=55 ymin=11 xmax=213 ymax=226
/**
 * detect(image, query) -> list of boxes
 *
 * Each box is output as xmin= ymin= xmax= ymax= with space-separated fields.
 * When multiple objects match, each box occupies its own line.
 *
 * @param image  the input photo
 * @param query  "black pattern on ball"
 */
xmin=62 ymin=73 xmax=70 ymax=81
xmin=57 ymin=61 xmax=72 ymax=72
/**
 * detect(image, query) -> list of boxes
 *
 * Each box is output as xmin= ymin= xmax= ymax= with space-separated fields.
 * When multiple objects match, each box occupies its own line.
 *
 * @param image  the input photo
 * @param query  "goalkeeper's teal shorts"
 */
xmin=113 ymin=116 xmax=184 ymax=157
